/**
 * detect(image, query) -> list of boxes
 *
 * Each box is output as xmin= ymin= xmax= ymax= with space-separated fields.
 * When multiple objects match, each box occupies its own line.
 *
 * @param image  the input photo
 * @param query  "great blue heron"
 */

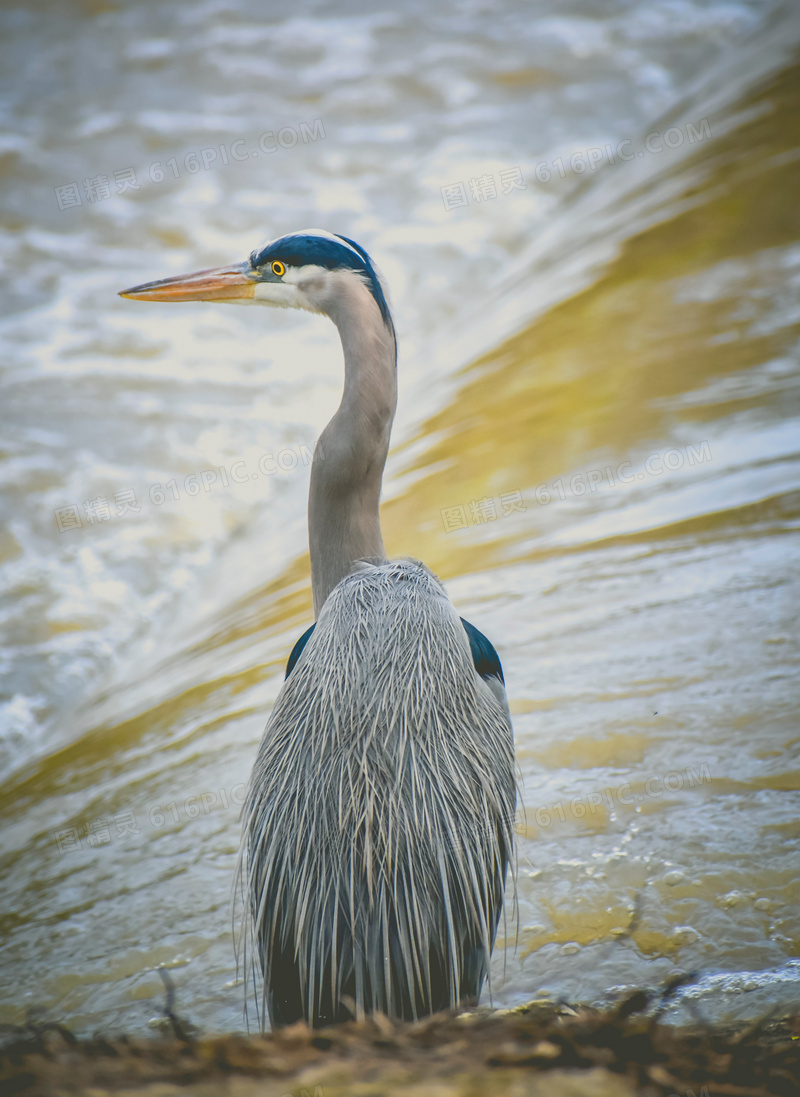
xmin=120 ymin=230 xmax=516 ymax=1028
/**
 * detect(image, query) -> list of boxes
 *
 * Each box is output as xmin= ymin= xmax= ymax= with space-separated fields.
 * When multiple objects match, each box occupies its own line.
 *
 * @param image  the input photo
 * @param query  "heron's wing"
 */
xmin=285 ymin=623 xmax=316 ymax=678
xmin=286 ymin=618 xmax=505 ymax=686
xmin=459 ymin=618 xmax=504 ymax=685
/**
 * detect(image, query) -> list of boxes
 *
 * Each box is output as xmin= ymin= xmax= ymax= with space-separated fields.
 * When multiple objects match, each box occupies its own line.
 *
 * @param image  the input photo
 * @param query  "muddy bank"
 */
xmin=2 ymin=997 xmax=798 ymax=1096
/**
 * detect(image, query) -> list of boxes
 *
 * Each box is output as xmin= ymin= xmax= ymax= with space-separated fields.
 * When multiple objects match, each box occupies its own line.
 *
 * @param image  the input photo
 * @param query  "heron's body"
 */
xmin=120 ymin=229 xmax=515 ymax=1028
xmin=245 ymin=559 xmax=514 ymax=1025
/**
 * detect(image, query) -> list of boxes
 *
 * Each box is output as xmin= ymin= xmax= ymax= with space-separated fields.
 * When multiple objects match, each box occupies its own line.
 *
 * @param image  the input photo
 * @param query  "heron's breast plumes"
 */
xmin=238 ymin=559 xmax=516 ymax=1027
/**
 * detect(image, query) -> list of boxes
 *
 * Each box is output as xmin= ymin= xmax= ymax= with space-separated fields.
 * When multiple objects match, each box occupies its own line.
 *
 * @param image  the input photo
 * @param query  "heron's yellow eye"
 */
xmin=271 ymin=260 xmax=285 ymax=277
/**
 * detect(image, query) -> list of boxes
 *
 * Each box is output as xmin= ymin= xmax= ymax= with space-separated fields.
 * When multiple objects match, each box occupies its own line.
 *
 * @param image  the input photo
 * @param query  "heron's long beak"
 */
xmin=119 ymin=261 xmax=257 ymax=302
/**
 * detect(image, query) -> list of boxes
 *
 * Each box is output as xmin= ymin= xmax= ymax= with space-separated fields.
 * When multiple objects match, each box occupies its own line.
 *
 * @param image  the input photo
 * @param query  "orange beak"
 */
xmin=119 ymin=261 xmax=257 ymax=302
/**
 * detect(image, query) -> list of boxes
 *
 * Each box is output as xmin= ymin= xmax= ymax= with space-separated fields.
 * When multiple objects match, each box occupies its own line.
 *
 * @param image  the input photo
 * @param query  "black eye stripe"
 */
xmin=249 ymin=233 xmax=394 ymax=334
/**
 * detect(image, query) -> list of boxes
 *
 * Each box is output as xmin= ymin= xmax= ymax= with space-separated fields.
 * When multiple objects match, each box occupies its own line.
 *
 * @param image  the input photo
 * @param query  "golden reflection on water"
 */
xmin=382 ymin=60 xmax=800 ymax=579
xmin=2 ymin=56 xmax=800 ymax=1033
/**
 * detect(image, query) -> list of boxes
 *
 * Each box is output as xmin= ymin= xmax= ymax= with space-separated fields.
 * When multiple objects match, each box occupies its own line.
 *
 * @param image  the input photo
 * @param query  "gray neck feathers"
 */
xmin=309 ymin=274 xmax=397 ymax=617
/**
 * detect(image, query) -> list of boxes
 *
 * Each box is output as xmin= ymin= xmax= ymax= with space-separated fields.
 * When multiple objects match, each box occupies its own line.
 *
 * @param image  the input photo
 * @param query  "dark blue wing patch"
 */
xmin=460 ymin=618 xmax=505 ymax=685
xmin=285 ymin=618 xmax=504 ymax=685
xmin=285 ymin=623 xmax=316 ymax=678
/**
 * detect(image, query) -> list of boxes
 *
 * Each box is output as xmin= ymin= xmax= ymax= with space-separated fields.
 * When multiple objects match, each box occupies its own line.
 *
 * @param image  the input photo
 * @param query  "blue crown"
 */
xmin=250 ymin=230 xmax=394 ymax=333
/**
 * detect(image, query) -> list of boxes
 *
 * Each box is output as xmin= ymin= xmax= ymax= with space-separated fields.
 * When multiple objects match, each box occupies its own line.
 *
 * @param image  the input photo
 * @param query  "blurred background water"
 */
xmin=1 ymin=0 xmax=799 ymax=1036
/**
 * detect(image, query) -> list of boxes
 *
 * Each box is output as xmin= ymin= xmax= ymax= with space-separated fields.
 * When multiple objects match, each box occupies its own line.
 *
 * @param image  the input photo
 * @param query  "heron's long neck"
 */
xmin=309 ymin=284 xmax=397 ymax=616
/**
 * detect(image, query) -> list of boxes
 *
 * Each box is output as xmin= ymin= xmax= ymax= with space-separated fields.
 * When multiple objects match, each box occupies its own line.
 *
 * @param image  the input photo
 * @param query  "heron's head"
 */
xmin=119 ymin=229 xmax=393 ymax=332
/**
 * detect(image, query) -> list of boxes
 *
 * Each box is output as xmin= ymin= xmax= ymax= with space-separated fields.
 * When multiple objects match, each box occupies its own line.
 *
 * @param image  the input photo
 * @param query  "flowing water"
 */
xmin=1 ymin=0 xmax=799 ymax=1036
